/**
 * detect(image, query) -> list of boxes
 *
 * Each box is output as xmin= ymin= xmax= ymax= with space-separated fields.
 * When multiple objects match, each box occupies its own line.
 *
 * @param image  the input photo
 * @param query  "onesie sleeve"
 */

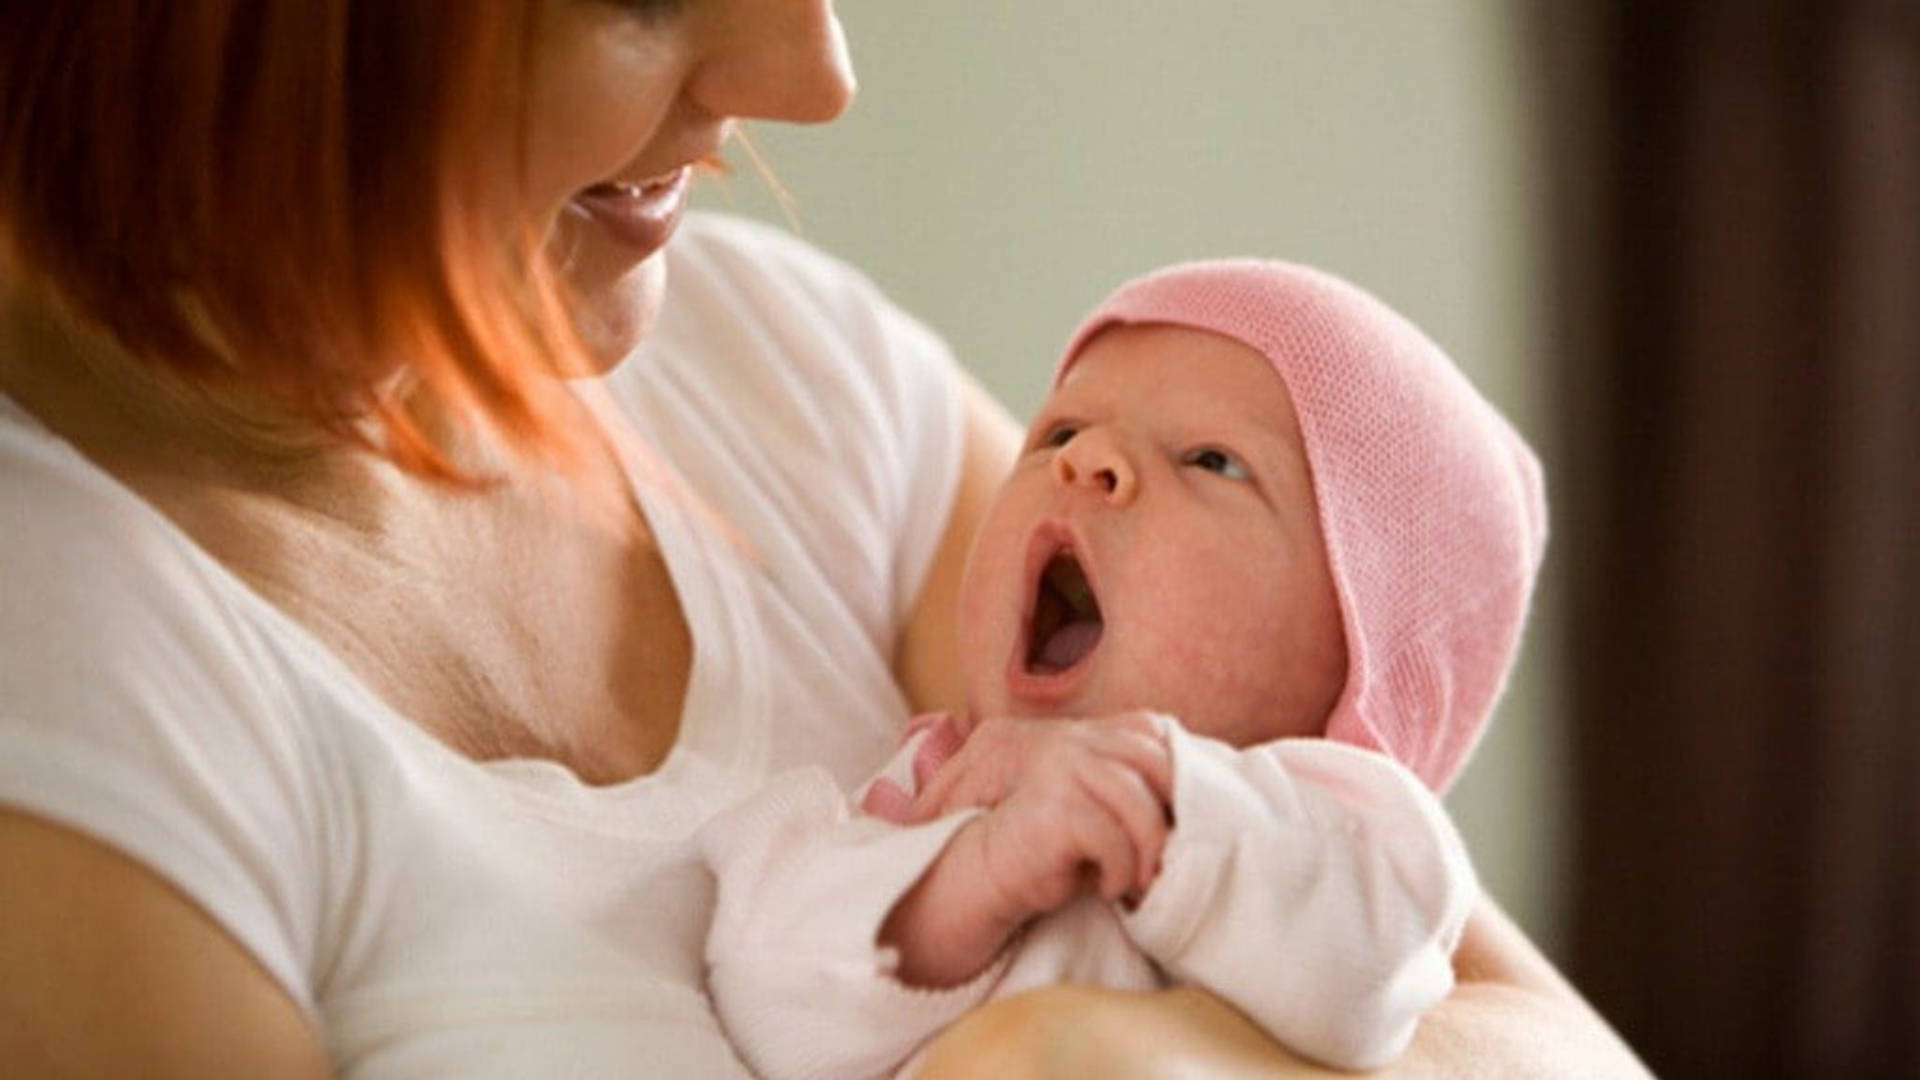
xmin=1121 ymin=720 xmax=1477 ymax=1071
xmin=698 ymin=764 xmax=1006 ymax=1080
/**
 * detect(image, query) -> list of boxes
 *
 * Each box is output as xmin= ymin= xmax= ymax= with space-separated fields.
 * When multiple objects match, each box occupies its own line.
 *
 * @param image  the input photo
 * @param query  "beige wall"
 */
xmin=692 ymin=0 xmax=1568 ymax=956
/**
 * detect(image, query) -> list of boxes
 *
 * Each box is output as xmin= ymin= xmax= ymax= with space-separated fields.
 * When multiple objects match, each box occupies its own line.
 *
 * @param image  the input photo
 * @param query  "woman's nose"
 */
xmin=1051 ymin=430 xmax=1138 ymax=505
xmin=687 ymin=0 xmax=856 ymax=125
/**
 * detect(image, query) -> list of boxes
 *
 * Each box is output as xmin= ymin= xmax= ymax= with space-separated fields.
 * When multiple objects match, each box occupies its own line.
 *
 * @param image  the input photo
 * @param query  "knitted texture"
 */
xmin=1058 ymin=261 xmax=1547 ymax=793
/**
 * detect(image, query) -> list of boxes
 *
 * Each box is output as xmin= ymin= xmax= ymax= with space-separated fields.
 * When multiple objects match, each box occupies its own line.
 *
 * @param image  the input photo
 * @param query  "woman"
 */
xmin=0 ymin=2 xmax=1642 ymax=1075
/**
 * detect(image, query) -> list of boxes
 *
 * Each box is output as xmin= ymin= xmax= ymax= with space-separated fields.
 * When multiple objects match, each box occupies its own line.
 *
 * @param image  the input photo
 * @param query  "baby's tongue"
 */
xmin=1038 ymin=619 xmax=1102 ymax=670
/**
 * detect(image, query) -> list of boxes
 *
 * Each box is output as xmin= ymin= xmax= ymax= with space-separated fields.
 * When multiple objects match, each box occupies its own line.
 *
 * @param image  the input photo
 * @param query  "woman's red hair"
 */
xmin=0 ymin=2 xmax=590 ymax=479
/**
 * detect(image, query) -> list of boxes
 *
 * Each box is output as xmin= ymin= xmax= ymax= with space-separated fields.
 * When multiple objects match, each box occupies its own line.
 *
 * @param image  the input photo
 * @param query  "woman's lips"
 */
xmin=569 ymin=166 xmax=691 ymax=254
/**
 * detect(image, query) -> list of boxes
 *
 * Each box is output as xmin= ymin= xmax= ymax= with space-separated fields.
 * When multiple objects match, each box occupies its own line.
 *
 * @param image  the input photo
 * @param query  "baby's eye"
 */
xmin=608 ymin=0 xmax=689 ymax=23
xmin=1183 ymin=447 xmax=1251 ymax=481
xmin=1038 ymin=423 xmax=1079 ymax=450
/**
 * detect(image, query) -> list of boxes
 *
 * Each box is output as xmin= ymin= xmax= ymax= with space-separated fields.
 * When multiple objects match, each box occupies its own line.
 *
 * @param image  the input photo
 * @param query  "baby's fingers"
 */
xmin=1074 ymin=834 xmax=1135 ymax=906
xmin=1084 ymin=718 xmax=1174 ymax=807
xmin=907 ymin=737 xmax=991 ymax=822
xmin=907 ymin=757 xmax=965 ymax=822
xmin=1076 ymin=766 xmax=1170 ymax=896
xmin=1061 ymin=787 xmax=1144 ymax=903
xmin=910 ymin=741 xmax=1008 ymax=820
xmin=911 ymin=712 xmax=969 ymax=791
xmin=860 ymin=778 xmax=915 ymax=823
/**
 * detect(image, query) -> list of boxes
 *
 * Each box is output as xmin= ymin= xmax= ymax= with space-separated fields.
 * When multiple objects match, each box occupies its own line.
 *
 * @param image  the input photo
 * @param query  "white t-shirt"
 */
xmin=0 ymin=213 xmax=966 ymax=1078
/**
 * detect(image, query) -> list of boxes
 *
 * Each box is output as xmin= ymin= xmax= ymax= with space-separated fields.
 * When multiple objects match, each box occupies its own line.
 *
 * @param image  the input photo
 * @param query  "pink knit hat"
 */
xmin=1058 ymin=260 xmax=1547 ymax=793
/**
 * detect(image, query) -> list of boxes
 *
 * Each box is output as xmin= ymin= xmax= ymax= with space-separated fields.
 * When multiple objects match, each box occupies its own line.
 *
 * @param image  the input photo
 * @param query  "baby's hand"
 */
xmin=878 ymin=716 xmax=1173 ymax=987
xmin=859 ymin=711 xmax=972 ymax=823
xmin=910 ymin=712 xmax=1172 ymax=825
xmin=964 ymin=728 xmax=1173 ymax=913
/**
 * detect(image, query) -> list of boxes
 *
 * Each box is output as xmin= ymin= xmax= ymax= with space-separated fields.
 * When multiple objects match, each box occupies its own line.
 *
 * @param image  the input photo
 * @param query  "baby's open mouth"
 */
xmin=1026 ymin=552 xmax=1104 ymax=673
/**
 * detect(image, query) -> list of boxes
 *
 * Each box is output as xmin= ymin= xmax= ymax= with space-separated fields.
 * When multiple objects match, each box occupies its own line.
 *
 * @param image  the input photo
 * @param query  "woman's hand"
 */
xmin=915 ymin=983 xmax=1313 ymax=1080
xmin=912 ymin=898 xmax=1654 ymax=1079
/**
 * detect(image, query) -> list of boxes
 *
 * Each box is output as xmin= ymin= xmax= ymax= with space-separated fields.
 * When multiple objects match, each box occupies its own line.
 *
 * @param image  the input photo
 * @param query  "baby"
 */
xmin=698 ymin=260 xmax=1547 ymax=1077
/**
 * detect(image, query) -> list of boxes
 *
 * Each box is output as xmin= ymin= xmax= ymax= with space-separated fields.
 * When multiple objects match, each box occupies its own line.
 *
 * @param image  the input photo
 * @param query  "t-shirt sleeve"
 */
xmin=625 ymin=214 xmax=969 ymax=657
xmin=1121 ymin=719 xmax=1478 ymax=1071
xmin=0 ymin=441 xmax=327 ymax=1016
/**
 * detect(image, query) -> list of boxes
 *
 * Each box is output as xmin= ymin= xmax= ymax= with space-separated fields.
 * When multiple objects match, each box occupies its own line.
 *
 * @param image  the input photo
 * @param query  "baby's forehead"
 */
xmin=1051 ymin=322 xmax=1306 ymax=434
xmin=1044 ymin=325 xmax=1322 ymax=501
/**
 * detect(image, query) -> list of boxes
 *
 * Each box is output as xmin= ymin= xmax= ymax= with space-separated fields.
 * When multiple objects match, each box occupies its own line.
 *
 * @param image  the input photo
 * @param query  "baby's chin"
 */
xmin=1012 ymin=684 xmax=1158 ymax=725
xmin=1198 ymin=706 xmax=1331 ymax=749
xmin=1079 ymin=686 xmax=1300 ymax=747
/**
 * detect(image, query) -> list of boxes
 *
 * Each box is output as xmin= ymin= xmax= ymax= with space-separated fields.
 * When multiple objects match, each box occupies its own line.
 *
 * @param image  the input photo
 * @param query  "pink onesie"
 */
xmin=700 ymin=714 xmax=1475 ymax=1078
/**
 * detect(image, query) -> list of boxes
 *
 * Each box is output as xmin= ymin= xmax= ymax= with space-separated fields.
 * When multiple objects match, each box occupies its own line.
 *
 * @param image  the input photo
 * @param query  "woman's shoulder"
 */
xmin=623 ymin=212 xmax=963 ymax=492
xmin=0 ymin=401 xmax=336 ymax=1006
xmin=1 ymin=401 xmax=206 ymax=635
xmin=667 ymin=210 xmax=879 ymax=305
xmin=0 ymin=401 xmax=307 ymax=767
xmin=612 ymin=213 xmax=968 ymax=656
xmin=654 ymin=212 xmax=951 ymax=374
xmin=1 ymin=400 xmax=230 ymax=638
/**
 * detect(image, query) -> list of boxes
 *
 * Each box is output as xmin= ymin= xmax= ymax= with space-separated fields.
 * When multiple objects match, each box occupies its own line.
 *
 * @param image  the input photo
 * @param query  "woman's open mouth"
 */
xmin=570 ymin=166 xmax=691 ymax=253
xmin=1025 ymin=550 xmax=1104 ymax=674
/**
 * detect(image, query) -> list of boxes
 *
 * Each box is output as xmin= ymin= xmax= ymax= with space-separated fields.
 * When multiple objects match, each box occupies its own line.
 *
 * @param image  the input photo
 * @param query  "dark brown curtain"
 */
xmin=1542 ymin=1 xmax=1920 ymax=1076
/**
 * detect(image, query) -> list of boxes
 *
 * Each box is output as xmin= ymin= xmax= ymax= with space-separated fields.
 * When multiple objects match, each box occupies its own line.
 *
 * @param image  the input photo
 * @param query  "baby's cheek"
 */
xmin=952 ymin=583 xmax=1009 ymax=710
xmin=1117 ymin=626 xmax=1234 ymax=725
xmin=1150 ymin=597 xmax=1324 ymax=743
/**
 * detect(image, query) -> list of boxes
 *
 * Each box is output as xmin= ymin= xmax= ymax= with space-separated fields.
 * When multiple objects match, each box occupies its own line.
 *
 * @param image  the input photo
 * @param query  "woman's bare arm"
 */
xmin=0 ymin=810 xmax=331 ymax=1078
xmin=913 ymin=897 xmax=1651 ymax=1080
xmin=895 ymin=374 xmax=1022 ymax=717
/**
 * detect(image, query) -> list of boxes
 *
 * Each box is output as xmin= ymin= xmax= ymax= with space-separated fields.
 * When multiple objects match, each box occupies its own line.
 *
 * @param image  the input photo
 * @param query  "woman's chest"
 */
xmin=274 ymin=486 xmax=906 ymax=791
xmin=333 ymin=527 xmax=695 ymax=785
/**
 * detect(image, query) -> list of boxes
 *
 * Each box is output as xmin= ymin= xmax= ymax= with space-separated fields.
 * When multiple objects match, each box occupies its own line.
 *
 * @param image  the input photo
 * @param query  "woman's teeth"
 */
xmin=589 ymin=170 xmax=681 ymax=200
xmin=639 ymin=170 xmax=686 ymax=195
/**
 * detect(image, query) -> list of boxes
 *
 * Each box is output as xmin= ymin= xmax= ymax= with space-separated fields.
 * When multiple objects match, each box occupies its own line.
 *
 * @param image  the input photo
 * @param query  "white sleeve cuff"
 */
xmin=700 ymin=768 xmax=1006 ymax=1079
xmin=1121 ymin=721 xmax=1477 ymax=1071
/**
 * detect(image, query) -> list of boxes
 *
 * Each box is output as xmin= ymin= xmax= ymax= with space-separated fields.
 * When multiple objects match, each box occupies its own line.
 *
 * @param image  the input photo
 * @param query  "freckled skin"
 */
xmin=883 ymin=325 xmax=1353 ymax=987
xmin=956 ymin=324 xmax=1348 ymax=748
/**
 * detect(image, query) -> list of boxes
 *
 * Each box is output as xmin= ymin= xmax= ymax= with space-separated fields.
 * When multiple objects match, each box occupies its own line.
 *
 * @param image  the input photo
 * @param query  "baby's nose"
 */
xmin=1052 ymin=432 xmax=1138 ymax=504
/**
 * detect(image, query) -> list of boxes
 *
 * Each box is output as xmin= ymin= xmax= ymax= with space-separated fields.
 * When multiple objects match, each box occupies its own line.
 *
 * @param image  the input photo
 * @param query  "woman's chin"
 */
xmin=570 ymin=255 xmax=667 ymax=373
